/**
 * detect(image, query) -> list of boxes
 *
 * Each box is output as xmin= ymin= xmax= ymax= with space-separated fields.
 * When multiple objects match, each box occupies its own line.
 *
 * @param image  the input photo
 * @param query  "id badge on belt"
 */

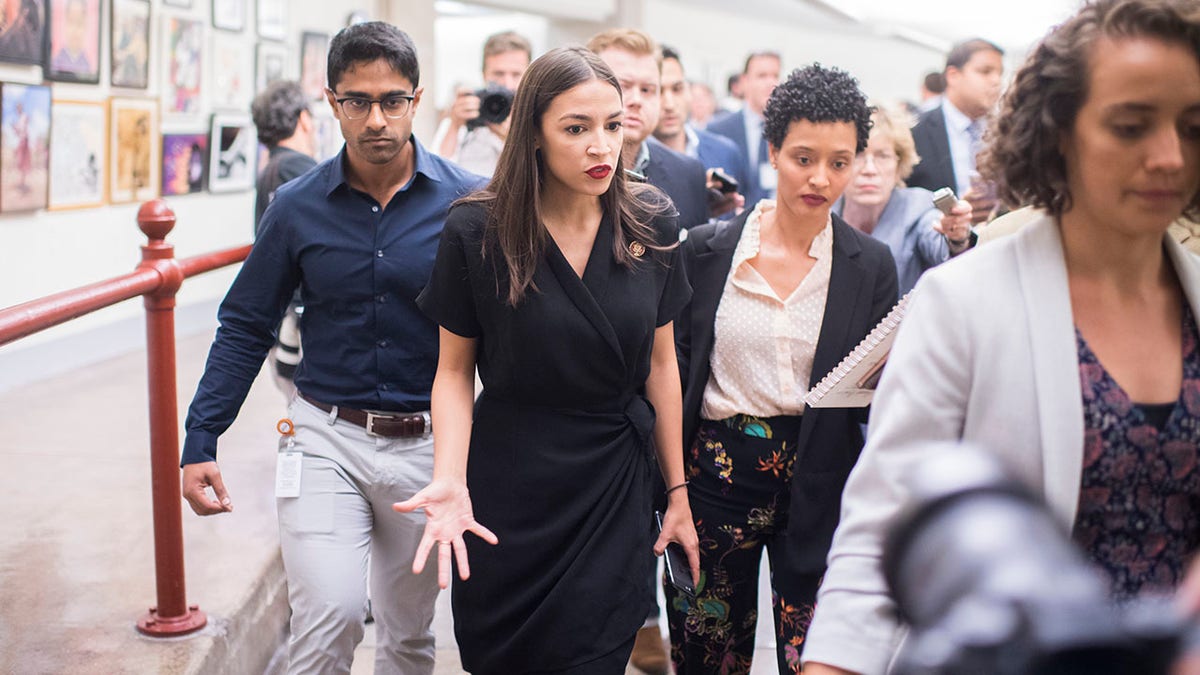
xmin=275 ymin=418 xmax=302 ymax=498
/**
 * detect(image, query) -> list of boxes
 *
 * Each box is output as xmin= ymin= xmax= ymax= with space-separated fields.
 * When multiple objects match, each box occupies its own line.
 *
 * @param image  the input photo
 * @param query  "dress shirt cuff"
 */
xmin=180 ymin=430 xmax=220 ymax=466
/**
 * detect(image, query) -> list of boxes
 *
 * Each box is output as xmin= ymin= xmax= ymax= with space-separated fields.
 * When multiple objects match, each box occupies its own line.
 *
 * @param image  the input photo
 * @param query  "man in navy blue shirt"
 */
xmin=180 ymin=22 xmax=483 ymax=675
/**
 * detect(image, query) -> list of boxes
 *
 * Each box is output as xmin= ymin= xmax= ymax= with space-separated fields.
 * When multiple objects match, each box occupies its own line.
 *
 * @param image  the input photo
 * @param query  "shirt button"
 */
xmin=376 ymin=294 xmax=386 ymax=303
xmin=380 ymin=383 xmax=390 ymax=392
xmin=371 ymin=205 xmax=380 ymax=213
xmin=376 ymin=249 xmax=384 ymax=258
xmin=377 ymin=339 xmax=389 ymax=348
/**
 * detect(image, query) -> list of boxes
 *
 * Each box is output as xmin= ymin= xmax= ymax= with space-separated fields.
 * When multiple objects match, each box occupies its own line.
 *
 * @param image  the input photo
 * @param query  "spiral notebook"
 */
xmin=803 ymin=293 xmax=911 ymax=408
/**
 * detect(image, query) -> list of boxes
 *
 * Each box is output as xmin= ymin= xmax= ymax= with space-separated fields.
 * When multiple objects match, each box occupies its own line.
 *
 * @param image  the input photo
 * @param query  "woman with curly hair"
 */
xmin=667 ymin=64 xmax=898 ymax=674
xmin=804 ymin=0 xmax=1200 ymax=672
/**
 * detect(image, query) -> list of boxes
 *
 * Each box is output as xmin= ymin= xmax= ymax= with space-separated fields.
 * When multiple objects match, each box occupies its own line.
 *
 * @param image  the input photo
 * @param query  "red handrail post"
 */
xmin=134 ymin=199 xmax=207 ymax=637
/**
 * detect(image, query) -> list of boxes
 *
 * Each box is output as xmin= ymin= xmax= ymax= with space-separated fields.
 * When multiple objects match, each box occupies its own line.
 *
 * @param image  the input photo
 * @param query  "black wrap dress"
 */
xmin=416 ymin=201 xmax=690 ymax=673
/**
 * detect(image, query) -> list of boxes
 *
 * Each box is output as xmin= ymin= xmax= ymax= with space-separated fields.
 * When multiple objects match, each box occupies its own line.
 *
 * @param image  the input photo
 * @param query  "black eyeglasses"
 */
xmin=333 ymin=94 xmax=415 ymax=120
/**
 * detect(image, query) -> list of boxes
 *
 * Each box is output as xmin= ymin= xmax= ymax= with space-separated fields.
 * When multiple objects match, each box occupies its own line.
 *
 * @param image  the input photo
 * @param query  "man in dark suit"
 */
xmin=706 ymin=50 xmax=781 ymax=208
xmin=908 ymin=38 xmax=1004 ymax=224
xmin=589 ymin=30 xmax=710 ymax=231
xmin=654 ymin=45 xmax=746 ymax=218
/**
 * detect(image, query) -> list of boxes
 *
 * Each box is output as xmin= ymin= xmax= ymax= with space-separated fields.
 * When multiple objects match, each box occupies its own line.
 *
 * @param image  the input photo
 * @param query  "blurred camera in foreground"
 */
xmin=882 ymin=445 xmax=1197 ymax=675
xmin=467 ymin=84 xmax=514 ymax=130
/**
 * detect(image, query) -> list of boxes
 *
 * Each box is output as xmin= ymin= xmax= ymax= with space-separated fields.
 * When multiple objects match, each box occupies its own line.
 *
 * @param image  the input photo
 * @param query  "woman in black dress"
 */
xmin=395 ymin=46 xmax=700 ymax=674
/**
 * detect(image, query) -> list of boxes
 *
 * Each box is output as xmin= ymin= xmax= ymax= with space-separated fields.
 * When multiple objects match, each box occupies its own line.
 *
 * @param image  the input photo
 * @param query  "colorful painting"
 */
xmin=208 ymin=112 xmax=255 ymax=192
xmin=0 ymin=83 xmax=49 ymax=212
xmin=255 ymin=41 xmax=286 ymax=92
xmin=211 ymin=0 xmax=243 ymax=32
xmin=45 ymin=0 xmax=100 ymax=83
xmin=109 ymin=97 xmax=159 ymax=204
xmin=164 ymin=17 xmax=202 ymax=115
xmin=162 ymin=132 xmax=207 ymax=195
xmin=299 ymin=31 xmax=327 ymax=102
xmin=49 ymin=99 xmax=105 ymax=209
xmin=110 ymin=0 xmax=149 ymax=89
xmin=256 ymin=0 xmax=283 ymax=40
xmin=212 ymin=31 xmax=252 ymax=110
xmin=0 ymin=0 xmax=45 ymax=65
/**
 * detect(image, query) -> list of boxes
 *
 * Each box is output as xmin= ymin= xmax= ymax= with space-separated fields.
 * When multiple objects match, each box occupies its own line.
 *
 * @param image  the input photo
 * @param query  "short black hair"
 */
xmin=762 ymin=63 xmax=872 ymax=153
xmin=251 ymin=80 xmax=308 ymax=147
xmin=661 ymin=44 xmax=681 ymax=64
xmin=945 ymin=38 xmax=1004 ymax=72
xmin=327 ymin=21 xmax=419 ymax=92
xmin=923 ymin=70 xmax=946 ymax=94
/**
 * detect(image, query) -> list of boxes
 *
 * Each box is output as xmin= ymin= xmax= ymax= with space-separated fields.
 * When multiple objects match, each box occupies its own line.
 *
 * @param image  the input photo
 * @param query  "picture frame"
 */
xmin=163 ymin=17 xmax=202 ymax=115
xmin=49 ymin=99 xmax=106 ymax=210
xmin=208 ymin=112 xmax=255 ymax=193
xmin=162 ymin=132 xmax=207 ymax=195
xmin=299 ymin=30 xmax=328 ymax=101
xmin=109 ymin=96 xmax=159 ymax=204
xmin=312 ymin=111 xmax=341 ymax=162
xmin=211 ymin=0 xmax=243 ymax=32
xmin=255 ymin=41 xmax=287 ymax=93
xmin=45 ymin=0 xmax=101 ymax=83
xmin=211 ymin=31 xmax=252 ymax=109
xmin=0 ymin=0 xmax=46 ymax=66
xmin=0 ymin=82 xmax=50 ymax=212
xmin=256 ymin=0 xmax=284 ymax=41
xmin=110 ymin=0 xmax=149 ymax=89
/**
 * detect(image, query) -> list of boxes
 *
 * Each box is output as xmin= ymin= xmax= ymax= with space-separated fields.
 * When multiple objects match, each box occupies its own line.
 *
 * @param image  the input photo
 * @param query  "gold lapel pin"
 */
xmin=629 ymin=241 xmax=646 ymax=258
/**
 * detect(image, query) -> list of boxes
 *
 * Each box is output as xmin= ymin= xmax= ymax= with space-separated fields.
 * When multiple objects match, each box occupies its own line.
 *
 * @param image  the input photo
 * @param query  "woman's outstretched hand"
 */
xmin=394 ymin=479 xmax=499 ymax=589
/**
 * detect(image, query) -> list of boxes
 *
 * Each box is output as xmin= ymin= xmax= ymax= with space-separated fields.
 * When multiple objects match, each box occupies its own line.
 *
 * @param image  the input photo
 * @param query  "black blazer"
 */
xmin=907 ymin=105 xmax=957 ymax=194
xmin=676 ymin=209 xmax=899 ymax=571
xmin=645 ymin=137 xmax=709 ymax=229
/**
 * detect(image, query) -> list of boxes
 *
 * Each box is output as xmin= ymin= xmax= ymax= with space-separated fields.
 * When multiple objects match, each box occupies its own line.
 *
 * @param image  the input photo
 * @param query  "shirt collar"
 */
xmin=683 ymin=125 xmax=700 ymax=159
xmin=732 ymin=200 xmax=833 ymax=268
xmin=941 ymin=98 xmax=976 ymax=135
xmin=632 ymin=140 xmax=652 ymax=175
xmin=325 ymin=134 xmax=443 ymax=196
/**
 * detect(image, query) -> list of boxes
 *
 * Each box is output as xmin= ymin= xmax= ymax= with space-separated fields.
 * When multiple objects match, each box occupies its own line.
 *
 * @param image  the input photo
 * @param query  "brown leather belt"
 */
xmin=300 ymin=392 xmax=431 ymax=438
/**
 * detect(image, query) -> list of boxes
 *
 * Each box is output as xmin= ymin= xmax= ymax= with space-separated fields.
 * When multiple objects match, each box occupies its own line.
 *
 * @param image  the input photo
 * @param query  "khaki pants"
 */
xmin=277 ymin=395 xmax=437 ymax=675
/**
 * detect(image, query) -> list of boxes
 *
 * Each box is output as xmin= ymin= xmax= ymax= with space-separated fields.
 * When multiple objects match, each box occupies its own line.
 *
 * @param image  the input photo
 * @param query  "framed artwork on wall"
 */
xmin=211 ymin=0 xmax=244 ymax=32
xmin=0 ymin=82 xmax=49 ymax=212
xmin=299 ymin=31 xmax=327 ymax=102
xmin=255 ymin=42 xmax=286 ymax=93
xmin=163 ymin=17 xmax=202 ymax=115
xmin=256 ymin=0 xmax=284 ymax=41
xmin=110 ymin=0 xmax=149 ymax=89
xmin=211 ymin=31 xmax=252 ymax=109
xmin=45 ymin=0 xmax=101 ymax=83
xmin=49 ymin=99 xmax=106 ymax=210
xmin=0 ymin=0 xmax=46 ymax=65
xmin=109 ymin=96 xmax=159 ymax=204
xmin=208 ymin=112 xmax=255 ymax=192
xmin=162 ymin=132 xmax=207 ymax=195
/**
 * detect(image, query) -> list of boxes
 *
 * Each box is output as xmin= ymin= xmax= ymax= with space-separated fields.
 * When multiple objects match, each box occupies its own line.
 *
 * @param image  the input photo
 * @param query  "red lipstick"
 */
xmin=802 ymin=194 xmax=828 ymax=206
xmin=586 ymin=165 xmax=612 ymax=179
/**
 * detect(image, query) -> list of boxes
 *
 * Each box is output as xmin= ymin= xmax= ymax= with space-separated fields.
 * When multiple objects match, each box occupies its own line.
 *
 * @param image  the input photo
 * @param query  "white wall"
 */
xmin=0 ymin=0 xmax=379 ymax=385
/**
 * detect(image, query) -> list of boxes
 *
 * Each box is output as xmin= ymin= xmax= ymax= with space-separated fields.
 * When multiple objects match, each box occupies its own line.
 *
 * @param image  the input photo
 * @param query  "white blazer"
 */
xmin=801 ymin=213 xmax=1200 ymax=674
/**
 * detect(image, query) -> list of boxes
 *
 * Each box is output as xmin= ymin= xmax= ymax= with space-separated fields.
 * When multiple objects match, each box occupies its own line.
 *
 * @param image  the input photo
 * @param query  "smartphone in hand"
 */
xmin=655 ymin=510 xmax=696 ymax=597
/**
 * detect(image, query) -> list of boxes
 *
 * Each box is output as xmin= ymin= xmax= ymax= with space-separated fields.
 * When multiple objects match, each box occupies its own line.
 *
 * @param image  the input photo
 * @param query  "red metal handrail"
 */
xmin=0 ymin=199 xmax=252 ymax=638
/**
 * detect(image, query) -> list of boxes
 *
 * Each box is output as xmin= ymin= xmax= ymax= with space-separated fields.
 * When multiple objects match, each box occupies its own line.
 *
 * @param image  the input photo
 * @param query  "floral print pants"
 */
xmin=666 ymin=415 xmax=822 ymax=674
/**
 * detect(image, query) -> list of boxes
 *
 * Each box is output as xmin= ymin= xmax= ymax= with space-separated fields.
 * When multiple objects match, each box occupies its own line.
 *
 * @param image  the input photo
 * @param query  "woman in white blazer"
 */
xmin=803 ymin=1 xmax=1200 ymax=673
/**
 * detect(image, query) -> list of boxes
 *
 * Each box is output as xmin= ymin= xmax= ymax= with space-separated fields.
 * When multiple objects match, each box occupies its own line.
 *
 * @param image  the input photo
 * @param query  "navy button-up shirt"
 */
xmin=182 ymin=137 xmax=485 ymax=465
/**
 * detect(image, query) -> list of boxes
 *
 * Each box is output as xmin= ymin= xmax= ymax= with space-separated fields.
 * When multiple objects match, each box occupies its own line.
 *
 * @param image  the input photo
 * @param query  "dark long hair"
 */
xmin=458 ymin=46 xmax=671 ymax=306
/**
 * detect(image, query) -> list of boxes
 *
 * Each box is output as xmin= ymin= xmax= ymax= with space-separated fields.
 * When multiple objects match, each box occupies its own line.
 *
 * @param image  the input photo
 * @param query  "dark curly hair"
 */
xmin=981 ymin=0 xmax=1200 ymax=218
xmin=762 ymin=64 xmax=872 ymax=153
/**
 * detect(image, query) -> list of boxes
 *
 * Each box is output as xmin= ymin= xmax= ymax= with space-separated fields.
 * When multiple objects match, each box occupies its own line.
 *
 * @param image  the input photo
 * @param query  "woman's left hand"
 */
xmin=933 ymin=199 xmax=974 ymax=254
xmin=655 ymin=496 xmax=701 ymax=589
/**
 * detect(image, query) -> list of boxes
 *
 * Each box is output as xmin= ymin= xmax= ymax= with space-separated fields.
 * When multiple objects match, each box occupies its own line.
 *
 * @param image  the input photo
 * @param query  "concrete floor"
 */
xmin=0 ymin=325 xmax=779 ymax=674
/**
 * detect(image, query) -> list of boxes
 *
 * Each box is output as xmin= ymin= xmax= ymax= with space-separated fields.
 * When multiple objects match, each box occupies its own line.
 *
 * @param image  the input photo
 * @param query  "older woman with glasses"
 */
xmin=837 ymin=106 xmax=973 ymax=294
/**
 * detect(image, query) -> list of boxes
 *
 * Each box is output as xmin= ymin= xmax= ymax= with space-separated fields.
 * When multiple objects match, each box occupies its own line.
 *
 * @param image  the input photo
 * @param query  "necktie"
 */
xmin=966 ymin=119 xmax=984 ymax=171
